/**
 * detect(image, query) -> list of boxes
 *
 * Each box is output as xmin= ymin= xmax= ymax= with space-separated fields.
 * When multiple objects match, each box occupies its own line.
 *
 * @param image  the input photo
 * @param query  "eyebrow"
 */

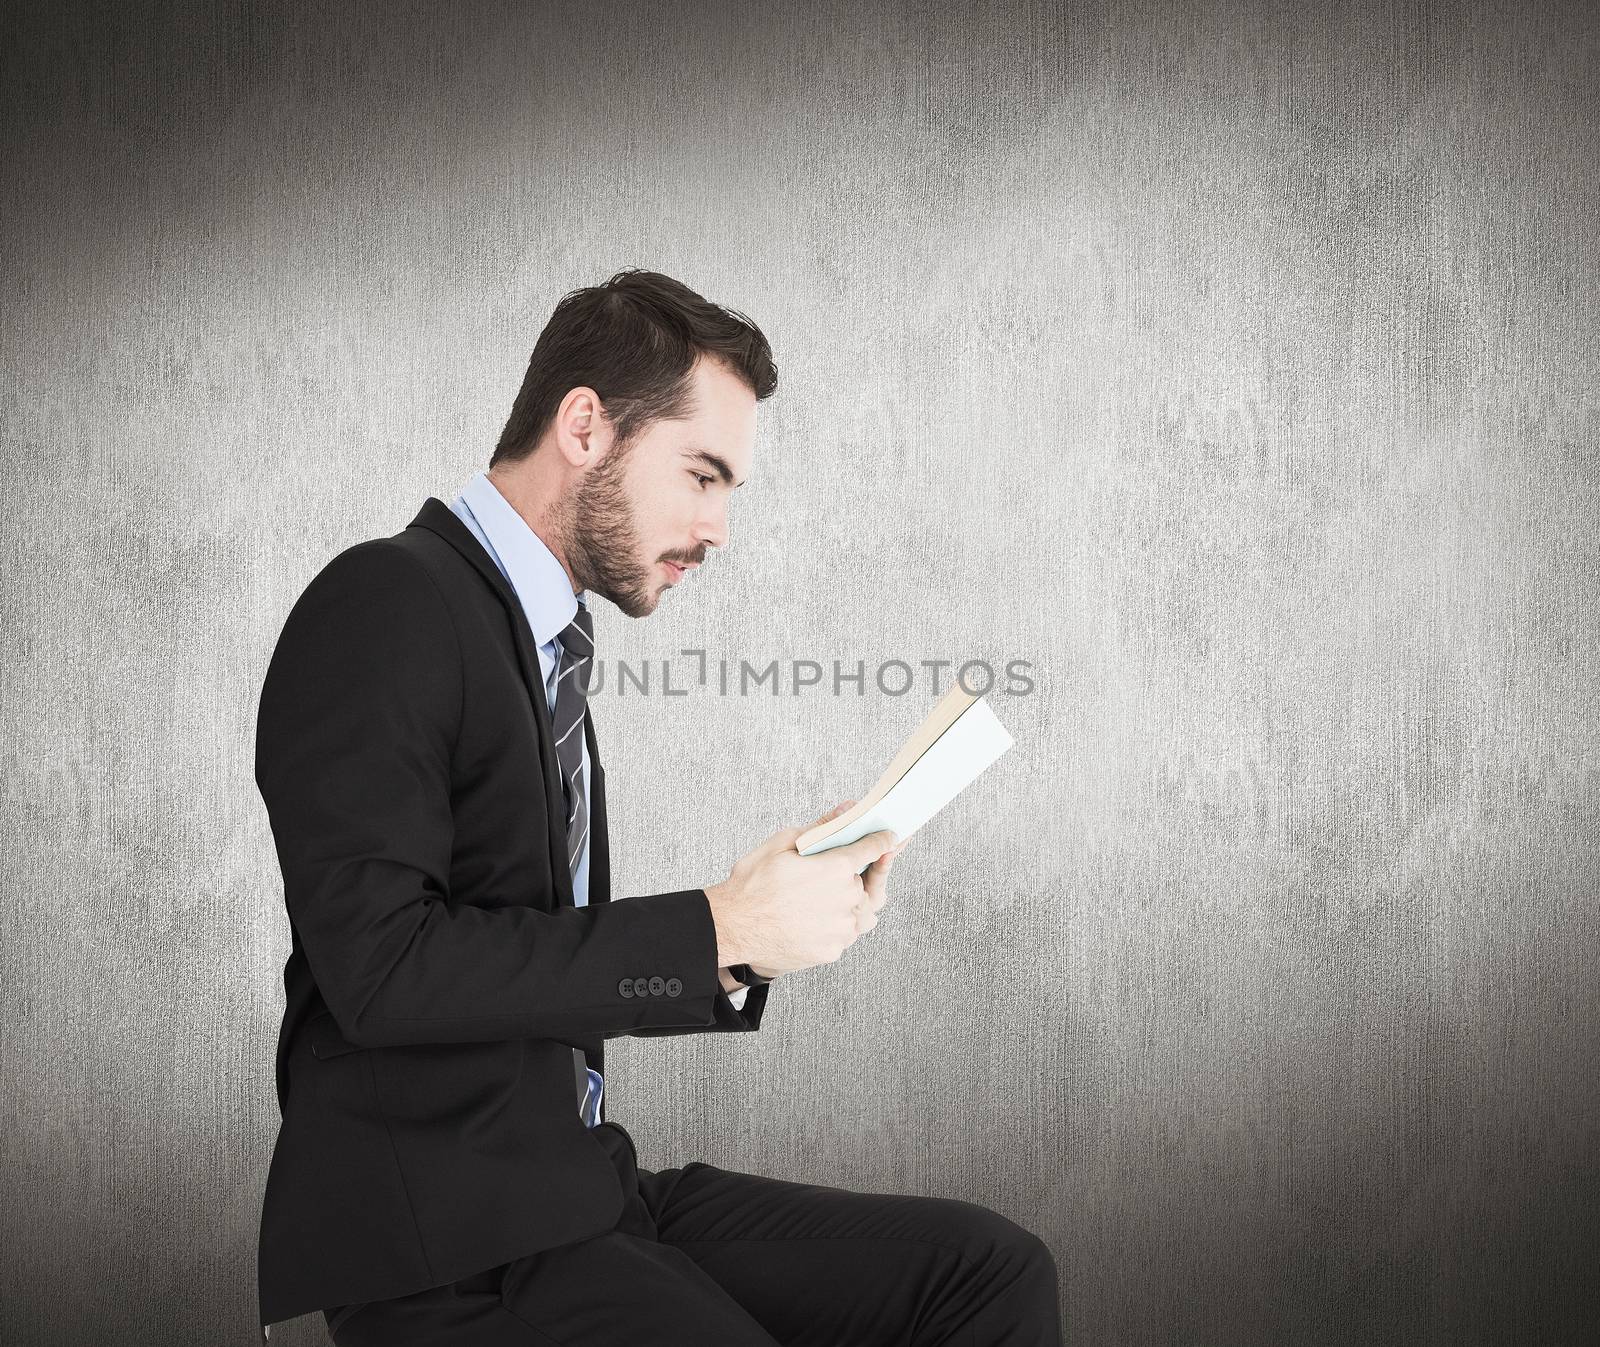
xmin=684 ymin=449 xmax=746 ymax=489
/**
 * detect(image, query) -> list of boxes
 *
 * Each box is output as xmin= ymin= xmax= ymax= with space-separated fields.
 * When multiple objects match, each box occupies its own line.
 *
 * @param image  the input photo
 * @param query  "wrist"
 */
xmin=703 ymin=883 xmax=749 ymax=968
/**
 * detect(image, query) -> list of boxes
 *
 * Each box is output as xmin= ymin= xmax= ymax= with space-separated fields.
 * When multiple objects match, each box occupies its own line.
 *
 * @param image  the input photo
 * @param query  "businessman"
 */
xmin=254 ymin=268 xmax=1061 ymax=1343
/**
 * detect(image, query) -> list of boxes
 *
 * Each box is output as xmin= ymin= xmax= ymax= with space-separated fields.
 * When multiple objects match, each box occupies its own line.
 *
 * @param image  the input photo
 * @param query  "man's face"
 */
xmin=566 ymin=356 xmax=756 ymax=618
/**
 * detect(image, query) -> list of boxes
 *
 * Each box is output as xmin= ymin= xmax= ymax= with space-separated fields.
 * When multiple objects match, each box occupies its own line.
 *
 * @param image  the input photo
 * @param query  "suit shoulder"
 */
xmin=301 ymin=536 xmax=447 ymax=611
xmin=271 ymin=538 xmax=459 ymax=664
xmin=257 ymin=536 xmax=464 ymax=782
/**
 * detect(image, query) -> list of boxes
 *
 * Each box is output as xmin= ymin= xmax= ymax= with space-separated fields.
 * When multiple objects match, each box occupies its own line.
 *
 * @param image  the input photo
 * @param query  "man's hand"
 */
xmin=705 ymin=800 xmax=900 ymax=976
xmin=726 ymin=823 xmax=909 ymax=982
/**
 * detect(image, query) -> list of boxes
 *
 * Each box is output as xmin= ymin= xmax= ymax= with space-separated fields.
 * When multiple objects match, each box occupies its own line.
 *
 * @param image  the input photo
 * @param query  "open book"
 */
xmin=796 ymin=683 xmax=1015 ymax=861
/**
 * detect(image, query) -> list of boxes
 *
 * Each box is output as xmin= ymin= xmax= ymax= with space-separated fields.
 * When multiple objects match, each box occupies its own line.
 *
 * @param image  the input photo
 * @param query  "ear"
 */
xmin=552 ymin=386 xmax=609 ymax=469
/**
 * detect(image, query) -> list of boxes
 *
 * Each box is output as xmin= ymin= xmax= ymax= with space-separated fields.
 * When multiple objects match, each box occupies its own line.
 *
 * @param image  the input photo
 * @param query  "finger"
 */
xmin=834 ymin=828 xmax=898 ymax=873
xmin=805 ymin=798 xmax=855 ymax=831
xmin=777 ymin=800 xmax=856 ymax=854
xmin=861 ymin=851 xmax=891 ymax=911
xmin=758 ymin=824 xmax=807 ymax=855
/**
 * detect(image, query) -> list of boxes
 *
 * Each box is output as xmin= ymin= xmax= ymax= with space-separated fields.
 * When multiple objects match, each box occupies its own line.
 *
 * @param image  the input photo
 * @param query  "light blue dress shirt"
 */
xmin=450 ymin=471 xmax=594 ymax=907
xmin=449 ymin=470 xmax=606 ymax=1125
xmin=448 ymin=470 xmax=746 ymax=1127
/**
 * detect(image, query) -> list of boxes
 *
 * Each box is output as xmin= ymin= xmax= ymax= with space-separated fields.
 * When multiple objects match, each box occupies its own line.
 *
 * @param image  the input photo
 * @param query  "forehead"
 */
xmin=670 ymin=357 xmax=757 ymax=471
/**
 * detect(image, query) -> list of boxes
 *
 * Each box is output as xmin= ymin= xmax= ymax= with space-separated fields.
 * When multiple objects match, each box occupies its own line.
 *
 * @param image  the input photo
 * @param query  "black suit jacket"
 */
xmin=253 ymin=497 xmax=770 ymax=1328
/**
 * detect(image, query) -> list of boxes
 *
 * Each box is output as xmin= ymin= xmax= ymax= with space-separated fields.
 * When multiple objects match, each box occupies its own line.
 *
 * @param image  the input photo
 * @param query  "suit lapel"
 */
xmin=407 ymin=496 xmax=577 ymax=908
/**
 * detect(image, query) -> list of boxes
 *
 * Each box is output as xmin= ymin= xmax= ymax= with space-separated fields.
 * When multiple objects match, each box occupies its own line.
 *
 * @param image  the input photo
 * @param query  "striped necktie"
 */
xmin=551 ymin=603 xmax=600 ymax=1120
xmin=552 ymin=603 xmax=595 ymax=870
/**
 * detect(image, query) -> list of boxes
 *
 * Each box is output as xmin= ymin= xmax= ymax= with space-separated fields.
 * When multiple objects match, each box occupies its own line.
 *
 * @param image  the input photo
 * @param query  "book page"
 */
xmin=797 ymin=696 xmax=1014 ymax=862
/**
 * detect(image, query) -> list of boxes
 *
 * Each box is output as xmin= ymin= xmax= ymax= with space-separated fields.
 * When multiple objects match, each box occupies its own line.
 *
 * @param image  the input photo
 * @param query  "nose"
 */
xmin=695 ymin=495 xmax=730 ymax=552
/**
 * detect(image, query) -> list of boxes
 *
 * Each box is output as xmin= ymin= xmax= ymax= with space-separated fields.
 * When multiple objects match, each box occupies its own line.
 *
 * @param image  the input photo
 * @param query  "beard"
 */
xmin=557 ymin=437 xmax=661 ymax=618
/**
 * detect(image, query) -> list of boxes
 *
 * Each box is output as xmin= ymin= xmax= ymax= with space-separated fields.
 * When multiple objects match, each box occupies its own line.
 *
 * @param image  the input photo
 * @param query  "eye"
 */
xmin=692 ymin=472 xmax=714 ymax=487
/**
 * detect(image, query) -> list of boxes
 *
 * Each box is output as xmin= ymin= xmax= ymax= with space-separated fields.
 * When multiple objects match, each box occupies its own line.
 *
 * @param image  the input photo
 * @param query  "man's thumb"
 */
xmin=762 ymin=824 xmax=807 ymax=854
xmin=780 ymin=800 xmax=856 ymax=853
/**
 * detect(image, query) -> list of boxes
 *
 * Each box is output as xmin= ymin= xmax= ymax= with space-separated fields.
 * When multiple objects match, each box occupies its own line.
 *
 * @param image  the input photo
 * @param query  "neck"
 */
xmin=487 ymin=462 xmax=581 ymax=594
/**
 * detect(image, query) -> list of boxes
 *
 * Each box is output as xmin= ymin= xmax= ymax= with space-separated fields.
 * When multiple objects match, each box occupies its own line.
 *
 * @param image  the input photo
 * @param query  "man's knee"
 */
xmin=925 ymin=1200 xmax=1061 ymax=1339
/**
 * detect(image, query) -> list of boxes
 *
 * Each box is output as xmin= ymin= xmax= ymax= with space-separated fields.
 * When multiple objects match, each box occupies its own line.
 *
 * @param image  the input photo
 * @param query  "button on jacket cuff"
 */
xmin=613 ymin=889 xmax=772 ymax=1038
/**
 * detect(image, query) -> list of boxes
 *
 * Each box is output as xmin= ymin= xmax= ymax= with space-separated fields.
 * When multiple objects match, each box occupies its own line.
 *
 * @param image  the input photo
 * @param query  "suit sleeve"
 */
xmin=610 ymin=976 xmax=770 ymax=1038
xmin=256 ymin=539 xmax=741 ymax=1049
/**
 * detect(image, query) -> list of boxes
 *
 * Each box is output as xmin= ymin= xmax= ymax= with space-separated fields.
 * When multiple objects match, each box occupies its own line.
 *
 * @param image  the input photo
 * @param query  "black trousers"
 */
xmin=323 ymin=1121 xmax=1062 ymax=1345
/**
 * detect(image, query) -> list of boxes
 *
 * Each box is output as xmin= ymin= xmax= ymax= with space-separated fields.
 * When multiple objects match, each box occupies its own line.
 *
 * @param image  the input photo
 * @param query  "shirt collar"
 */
xmin=458 ymin=469 xmax=586 ymax=647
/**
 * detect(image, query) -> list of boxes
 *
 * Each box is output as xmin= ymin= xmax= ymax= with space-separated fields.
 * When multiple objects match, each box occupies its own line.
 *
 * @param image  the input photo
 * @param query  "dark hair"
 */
xmin=490 ymin=268 xmax=778 ymax=466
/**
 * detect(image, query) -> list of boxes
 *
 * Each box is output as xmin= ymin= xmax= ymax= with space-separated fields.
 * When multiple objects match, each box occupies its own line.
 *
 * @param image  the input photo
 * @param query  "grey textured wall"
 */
xmin=3 ymin=1 xmax=1597 ymax=1343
